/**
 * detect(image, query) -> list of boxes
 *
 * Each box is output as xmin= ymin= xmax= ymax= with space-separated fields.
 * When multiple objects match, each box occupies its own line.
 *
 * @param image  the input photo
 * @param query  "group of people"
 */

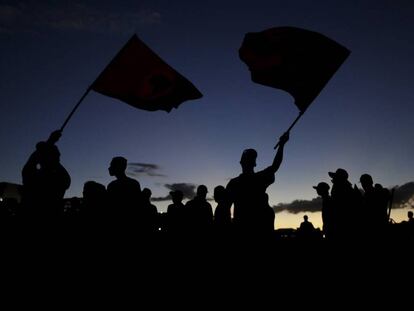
xmin=2 ymin=129 xmax=409 ymax=241
xmin=313 ymin=169 xmax=391 ymax=240
xmin=16 ymin=129 xmax=290 ymax=234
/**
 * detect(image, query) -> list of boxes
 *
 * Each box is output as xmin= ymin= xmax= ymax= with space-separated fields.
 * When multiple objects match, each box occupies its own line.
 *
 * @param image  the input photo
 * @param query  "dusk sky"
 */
xmin=1 ymin=0 xmax=413 ymax=228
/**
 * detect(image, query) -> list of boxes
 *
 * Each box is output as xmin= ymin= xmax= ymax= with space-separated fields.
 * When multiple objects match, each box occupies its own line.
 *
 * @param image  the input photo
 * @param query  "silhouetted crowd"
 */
xmin=1 ymin=130 xmax=413 ymax=243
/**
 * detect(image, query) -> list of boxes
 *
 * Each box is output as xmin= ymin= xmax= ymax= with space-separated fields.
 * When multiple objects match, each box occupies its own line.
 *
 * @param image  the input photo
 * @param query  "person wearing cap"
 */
xmin=21 ymin=130 xmax=71 ymax=219
xmin=313 ymin=182 xmax=334 ymax=240
xmin=226 ymin=132 xmax=289 ymax=234
xmin=328 ymin=168 xmax=359 ymax=240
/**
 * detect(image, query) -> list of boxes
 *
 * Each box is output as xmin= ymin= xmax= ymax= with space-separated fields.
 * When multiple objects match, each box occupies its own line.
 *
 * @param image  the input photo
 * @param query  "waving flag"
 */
xmin=92 ymin=34 xmax=202 ymax=112
xmin=239 ymin=27 xmax=350 ymax=112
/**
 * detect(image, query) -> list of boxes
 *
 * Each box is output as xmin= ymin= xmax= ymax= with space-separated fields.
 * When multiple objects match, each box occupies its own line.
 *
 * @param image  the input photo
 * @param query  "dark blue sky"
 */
xmin=1 ymin=0 xmax=413 ymax=227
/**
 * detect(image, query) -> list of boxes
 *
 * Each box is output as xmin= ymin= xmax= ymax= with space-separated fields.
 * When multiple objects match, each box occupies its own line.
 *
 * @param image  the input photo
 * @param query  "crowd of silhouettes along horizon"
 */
xmin=0 ymin=129 xmax=413 ymax=241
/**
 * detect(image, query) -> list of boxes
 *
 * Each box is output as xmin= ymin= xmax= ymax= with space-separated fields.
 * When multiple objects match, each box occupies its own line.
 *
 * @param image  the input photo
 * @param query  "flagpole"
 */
xmin=58 ymin=35 xmax=123 ymax=132
xmin=60 ymin=86 xmax=93 ymax=132
xmin=274 ymin=110 xmax=305 ymax=149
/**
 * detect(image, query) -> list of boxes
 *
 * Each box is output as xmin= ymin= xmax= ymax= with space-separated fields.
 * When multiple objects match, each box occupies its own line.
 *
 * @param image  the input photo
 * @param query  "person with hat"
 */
xmin=225 ymin=132 xmax=289 ymax=234
xmin=328 ymin=168 xmax=359 ymax=240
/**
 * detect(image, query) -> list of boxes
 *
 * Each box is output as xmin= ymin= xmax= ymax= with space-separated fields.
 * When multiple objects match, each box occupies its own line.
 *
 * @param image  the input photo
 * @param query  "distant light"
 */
xmin=0 ymin=197 xmax=3 ymax=202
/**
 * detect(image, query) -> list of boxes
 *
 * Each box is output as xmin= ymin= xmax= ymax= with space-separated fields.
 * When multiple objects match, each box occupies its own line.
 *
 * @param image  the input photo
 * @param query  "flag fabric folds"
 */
xmin=239 ymin=27 xmax=350 ymax=112
xmin=92 ymin=34 xmax=202 ymax=112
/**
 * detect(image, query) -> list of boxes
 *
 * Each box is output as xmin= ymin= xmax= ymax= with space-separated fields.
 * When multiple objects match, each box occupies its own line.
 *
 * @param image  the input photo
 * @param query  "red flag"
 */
xmin=239 ymin=27 xmax=350 ymax=112
xmin=91 ymin=34 xmax=202 ymax=112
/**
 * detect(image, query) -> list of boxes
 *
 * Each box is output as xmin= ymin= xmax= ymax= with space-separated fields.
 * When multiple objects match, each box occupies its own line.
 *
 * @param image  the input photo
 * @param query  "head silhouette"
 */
xmin=304 ymin=215 xmax=309 ymax=222
xmin=82 ymin=181 xmax=106 ymax=207
xmin=408 ymin=211 xmax=413 ymax=220
xmin=197 ymin=185 xmax=208 ymax=199
xmin=313 ymin=182 xmax=330 ymax=197
xmin=170 ymin=190 xmax=184 ymax=204
xmin=109 ymin=156 xmax=127 ymax=178
xmin=240 ymin=148 xmax=257 ymax=172
xmin=360 ymin=174 xmax=373 ymax=191
xmin=83 ymin=181 xmax=105 ymax=197
xmin=214 ymin=185 xmax=226 ymax=203
xmin=328 ymin=168 xmax=349 ymax=184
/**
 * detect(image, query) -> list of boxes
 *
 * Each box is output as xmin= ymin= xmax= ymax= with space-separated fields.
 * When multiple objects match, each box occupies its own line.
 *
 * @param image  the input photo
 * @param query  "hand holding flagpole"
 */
xmin=274 ymin=110 xmax=304 ymax=149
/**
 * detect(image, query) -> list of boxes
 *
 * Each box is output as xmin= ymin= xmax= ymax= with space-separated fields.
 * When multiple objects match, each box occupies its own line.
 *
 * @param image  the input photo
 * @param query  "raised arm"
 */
xmin=270 ymin=132 xmax=289 ymax=173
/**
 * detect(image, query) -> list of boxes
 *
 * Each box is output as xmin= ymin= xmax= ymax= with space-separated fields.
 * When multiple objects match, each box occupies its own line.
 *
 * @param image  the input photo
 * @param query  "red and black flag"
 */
xmin=92 ymin=34 xmax=203 ymax=112
xmin=239 ymin=26 xmax=350 ymax=112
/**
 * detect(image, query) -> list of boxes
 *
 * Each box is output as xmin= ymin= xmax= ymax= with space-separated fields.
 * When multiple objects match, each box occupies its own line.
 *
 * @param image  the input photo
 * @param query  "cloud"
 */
xmin=0 ymin=2 xmax=161 ymax=35
xmin=152 ymin=183 xmax=197 ymax=202
xmin=273 ymin=198 xmax=322 ymax=214
xmin=127 ymin=163 xmax=166 ymax=178
xmin=392 ymin=182 xmax=414 ymax=209
xmin=272 ymin=181 xmax=414 ymax=214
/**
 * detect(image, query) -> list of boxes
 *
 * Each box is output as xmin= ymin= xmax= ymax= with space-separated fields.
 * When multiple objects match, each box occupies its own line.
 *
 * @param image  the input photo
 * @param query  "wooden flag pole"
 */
xmin=60 ymin=86 xmax=93 ymax=132
xmin=274 ymin=110 xmax=305 ymax=149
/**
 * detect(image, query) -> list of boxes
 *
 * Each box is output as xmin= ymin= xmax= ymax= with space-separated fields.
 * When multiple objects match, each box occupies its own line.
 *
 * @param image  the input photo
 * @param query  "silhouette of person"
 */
xmin=226 ymin=132 xmax=289 ymax=234
xmin=21 ymin=130 xmax=71 ymax=219
xmin=313 ymin=182 xmax=334 ymax=240
xmin=213 ymin=185 xmax=232 ymax=231
xmin=374 ymin=183 xmax=391 ymax=225
xmin=328 ymin=168 xmax=358 ymax=239
xmin=141 ymin=187 xmax=158 ymax=233
xmin=408 ymin=211 xmax=414 ymax=225
xmin=167 ymin=190 xmax=187 ymax=233
xmin=186 ymin=185 xmax=213 ymax=233
xmin=297 ymin=215 xmax=316 ymax=239
xmin=82 ymin=181 xmax=108 ymax=219
xmin=403 ymin=211 xmax=414 ymax=240
xmin=359 ymin=174 xmax=390 ymax=238
xmin=106 ymin=156 xmax=141 ymax=221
